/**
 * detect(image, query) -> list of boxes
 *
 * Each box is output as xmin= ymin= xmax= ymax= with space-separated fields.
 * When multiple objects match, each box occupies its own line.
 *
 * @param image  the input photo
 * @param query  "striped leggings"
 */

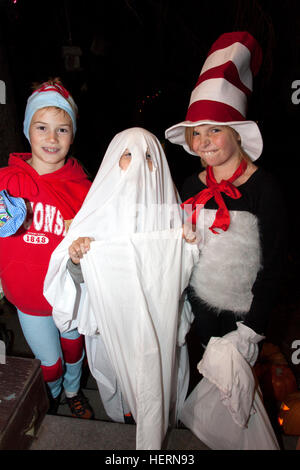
xmin=17 ymin=310 xmax=84 ymax=399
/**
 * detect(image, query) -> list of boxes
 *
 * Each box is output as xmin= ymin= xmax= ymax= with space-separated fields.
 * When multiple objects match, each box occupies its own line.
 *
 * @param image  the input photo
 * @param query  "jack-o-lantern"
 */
xmin=260 ymin=342 xmax=281 ymax=359
xmin=259 ymin=342 xmax=288 ymax=365
xmin=256 ymin=363 xmax=298 ymax=403
xmin=278 ymin=392 xmax=300 ymax=435
xmin=254 ymin=343 xmax=297 ymax=403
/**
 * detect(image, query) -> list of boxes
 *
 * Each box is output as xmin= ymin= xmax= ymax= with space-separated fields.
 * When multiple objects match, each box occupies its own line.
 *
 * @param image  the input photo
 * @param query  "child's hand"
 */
xmin=68 ymin=237 xmax=93 ymax=264
xmin=182 ymin=223 xmax=196 ymax=243
xmin=182 ymin=223 xmax=200 ymax=245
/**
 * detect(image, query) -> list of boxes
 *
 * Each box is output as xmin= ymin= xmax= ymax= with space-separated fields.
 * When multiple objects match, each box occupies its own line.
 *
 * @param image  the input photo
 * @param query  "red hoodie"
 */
xmin=0 ymin=153 xmax=92 ymax=315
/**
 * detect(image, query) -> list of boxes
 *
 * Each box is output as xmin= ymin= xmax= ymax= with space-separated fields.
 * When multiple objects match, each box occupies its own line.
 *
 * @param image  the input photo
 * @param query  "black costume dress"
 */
xmin=180 ymin=166 xmax=286 ymax=346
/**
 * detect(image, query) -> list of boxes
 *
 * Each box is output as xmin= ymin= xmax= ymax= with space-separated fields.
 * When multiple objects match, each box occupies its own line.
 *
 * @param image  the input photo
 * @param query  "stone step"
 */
xmin=47 ymin=385 xmax=210 ymax=450
xmin=30 ymin=415 xmax=136 ymax=450
xmin=30 ymin=414 xmax=209 ymax=450
xmin=31 ymin=411 xmax=299 ymax=451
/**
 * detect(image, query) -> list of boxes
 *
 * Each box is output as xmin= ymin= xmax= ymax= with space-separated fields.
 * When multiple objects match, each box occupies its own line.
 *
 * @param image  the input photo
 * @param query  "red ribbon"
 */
xmin=36 ymin=83 xmax=70 ymax=99
xmin=181 ymin=159 xmax=247 ymax=234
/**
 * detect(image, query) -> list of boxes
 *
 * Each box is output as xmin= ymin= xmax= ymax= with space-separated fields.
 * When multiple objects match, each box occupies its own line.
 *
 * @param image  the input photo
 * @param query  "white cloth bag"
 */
xmin=179 ymin=337 xmax=280 ymax=450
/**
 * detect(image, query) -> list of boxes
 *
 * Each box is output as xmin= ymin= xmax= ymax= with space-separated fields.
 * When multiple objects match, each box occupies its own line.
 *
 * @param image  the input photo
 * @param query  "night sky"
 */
xmin=0 ymin=0 xmax=299 ymax=254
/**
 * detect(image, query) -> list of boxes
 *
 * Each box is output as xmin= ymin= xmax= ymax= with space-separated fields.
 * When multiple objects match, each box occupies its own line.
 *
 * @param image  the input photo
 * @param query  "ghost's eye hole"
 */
xmin=146 ymin=152 xmax=153 ymax=172
xmin=119 ymin=149 xmax=132 ymax=171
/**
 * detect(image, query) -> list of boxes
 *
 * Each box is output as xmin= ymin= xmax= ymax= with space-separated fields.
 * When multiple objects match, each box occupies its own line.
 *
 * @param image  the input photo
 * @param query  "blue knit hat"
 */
xmin=23 ymin=82 xmax=78 ymax=142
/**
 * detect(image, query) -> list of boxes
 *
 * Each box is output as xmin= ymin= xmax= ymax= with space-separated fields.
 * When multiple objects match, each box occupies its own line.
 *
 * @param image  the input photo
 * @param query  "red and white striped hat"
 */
xmin=165 ymin=32 xmax=263 ymax=161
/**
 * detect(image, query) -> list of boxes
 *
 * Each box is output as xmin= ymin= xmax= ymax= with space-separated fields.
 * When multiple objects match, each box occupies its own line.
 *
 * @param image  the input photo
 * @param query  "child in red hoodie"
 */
xmin=0 ymin=79 xmax=93 ymax=418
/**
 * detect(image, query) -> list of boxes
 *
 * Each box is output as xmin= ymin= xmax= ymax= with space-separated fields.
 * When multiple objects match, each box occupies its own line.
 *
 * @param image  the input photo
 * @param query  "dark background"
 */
xmin=0 ymin=0 xmax=299 ymax=256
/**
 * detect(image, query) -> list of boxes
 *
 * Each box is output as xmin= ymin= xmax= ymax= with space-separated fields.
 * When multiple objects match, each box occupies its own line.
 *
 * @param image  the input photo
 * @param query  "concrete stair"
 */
xmin=30 ymin=375 xmax=210 ymax=451
xmin=30 ymin=415 xmax=137 ymax=450
xmin=30 ymin=414 xmax=210 ymax=450
xmin=29 ymin=390 xmax=300 ymax=451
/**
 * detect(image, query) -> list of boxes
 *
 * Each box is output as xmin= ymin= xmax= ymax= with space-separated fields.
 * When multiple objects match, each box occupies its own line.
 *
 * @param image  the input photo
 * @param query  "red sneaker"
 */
xmin=65 ymin=390 xmax=94 ymax=419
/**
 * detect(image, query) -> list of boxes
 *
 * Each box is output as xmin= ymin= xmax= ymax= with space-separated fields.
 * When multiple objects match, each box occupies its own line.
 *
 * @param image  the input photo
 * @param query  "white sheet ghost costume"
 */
xmin=44 ymin=127 xmax=198 ymax=450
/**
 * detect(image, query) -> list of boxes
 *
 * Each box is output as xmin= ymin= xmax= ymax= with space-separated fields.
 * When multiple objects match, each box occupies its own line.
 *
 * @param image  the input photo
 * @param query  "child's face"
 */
xmin=29 ymin=107 xmax=73 ymax=174
xmin=119 ymin=149 xmax=132 ymax=171
xmin=119 ymin=149 xmax=153 ymax=171
xmin=191 ymin=124 xmax=240 ymax=167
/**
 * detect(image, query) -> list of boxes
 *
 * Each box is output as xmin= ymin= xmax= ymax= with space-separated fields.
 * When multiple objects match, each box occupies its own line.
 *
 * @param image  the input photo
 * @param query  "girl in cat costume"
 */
xmin=165 ymin=31 xmax=286 ymax=367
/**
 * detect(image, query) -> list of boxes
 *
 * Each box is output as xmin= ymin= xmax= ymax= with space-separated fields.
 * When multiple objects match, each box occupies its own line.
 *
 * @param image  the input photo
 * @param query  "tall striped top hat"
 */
xmin=165 ymin=32 xmax=263 ymax=161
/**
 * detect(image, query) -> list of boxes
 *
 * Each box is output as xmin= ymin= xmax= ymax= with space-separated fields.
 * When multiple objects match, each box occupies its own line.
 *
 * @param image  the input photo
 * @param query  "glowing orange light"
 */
xmin=278 ymin=417 xmax=284 ymax=426
xmin=280 ymin=403 xmax=290 ymax=411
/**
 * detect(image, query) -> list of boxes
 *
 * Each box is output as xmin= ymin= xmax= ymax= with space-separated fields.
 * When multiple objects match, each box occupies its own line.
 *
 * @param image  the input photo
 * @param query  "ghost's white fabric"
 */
xmin=85 ymin=333 xmax=130 ymax=422
xmin=180 ymin=337 xmax=279 ymax=450
xmin=44 ymin=127 xmax=197 ymax=449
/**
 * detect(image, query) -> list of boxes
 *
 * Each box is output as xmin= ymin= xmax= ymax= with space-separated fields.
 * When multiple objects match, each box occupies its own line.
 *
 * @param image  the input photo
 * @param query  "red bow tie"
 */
xmin=181 ymin=160 xmax=247 ymax=234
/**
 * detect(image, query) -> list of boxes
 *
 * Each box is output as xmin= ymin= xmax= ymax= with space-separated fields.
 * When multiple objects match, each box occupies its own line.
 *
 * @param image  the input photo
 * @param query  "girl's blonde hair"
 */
xmin=185 ymin=125 xmax=252 ymax=168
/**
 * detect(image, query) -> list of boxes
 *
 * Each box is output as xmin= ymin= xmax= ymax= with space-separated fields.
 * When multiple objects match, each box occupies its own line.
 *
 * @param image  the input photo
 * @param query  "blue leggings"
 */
xmin=17 ymin=310 xmax=84 ymax=399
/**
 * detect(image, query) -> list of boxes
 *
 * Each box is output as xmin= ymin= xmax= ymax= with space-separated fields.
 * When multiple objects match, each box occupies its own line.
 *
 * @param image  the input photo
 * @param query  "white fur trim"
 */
xmin=190 ymin=210 xmax=262 ymax=314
